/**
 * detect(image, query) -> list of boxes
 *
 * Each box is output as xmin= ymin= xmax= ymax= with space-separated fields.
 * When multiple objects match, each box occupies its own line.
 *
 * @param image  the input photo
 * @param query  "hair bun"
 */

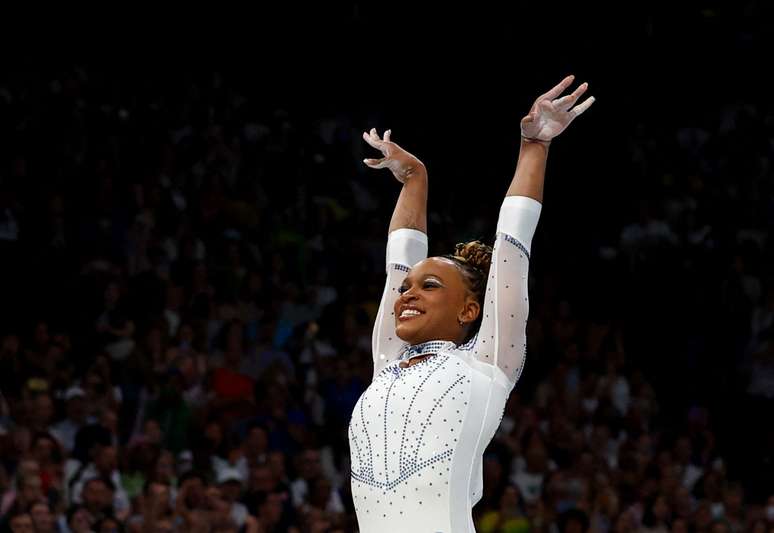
xmin=453 ymin=240 xmax=493 ymax=276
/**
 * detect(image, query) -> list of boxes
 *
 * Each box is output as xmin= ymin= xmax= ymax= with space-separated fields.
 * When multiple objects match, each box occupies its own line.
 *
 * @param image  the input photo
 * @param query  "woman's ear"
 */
xmin=459 ymin=295 xmax=480 ymax=325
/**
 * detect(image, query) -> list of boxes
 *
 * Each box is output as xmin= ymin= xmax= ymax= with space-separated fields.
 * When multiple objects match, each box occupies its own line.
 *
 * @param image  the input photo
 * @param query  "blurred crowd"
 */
xmin=0 ymin=48 xmax=771 ymax=533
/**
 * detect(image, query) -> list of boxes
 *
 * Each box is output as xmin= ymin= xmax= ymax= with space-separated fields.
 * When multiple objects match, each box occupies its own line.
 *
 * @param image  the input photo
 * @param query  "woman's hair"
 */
xmin=443 ymin=240 xmax=493 ymax=342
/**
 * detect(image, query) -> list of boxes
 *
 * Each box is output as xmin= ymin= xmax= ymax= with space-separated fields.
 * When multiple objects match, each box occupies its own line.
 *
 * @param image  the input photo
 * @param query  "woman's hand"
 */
xmin=520 ymin=75 xmax=595 ymax=142
xmin=362 ymin=128 xmax=426 ymax=184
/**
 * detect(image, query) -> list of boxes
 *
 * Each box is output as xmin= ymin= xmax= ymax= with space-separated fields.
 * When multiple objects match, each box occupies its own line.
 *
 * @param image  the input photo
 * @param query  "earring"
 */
xmin=458 ymin=319 xmax=465 ymax=327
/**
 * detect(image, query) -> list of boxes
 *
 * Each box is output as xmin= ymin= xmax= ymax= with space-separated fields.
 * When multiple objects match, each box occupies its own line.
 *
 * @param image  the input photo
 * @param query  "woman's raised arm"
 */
xmin=362 ymin=129 xmax=430 ymax=376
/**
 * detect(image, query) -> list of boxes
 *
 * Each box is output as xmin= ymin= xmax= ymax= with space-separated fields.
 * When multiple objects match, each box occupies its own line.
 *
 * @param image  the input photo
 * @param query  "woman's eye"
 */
xmin=398 ymin=286 xmax=408 ymax=294
xmin=423 ymin=282 xmax=440 ymax=289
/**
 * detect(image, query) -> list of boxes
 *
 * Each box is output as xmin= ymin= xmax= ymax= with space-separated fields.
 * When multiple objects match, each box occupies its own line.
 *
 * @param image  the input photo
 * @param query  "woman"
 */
xmin=348 ymin=75 xmax=594 ymax=532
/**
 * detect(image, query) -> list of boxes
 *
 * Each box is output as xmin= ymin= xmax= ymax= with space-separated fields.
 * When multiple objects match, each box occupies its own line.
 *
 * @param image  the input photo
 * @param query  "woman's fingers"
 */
xmin=363 ymin=128 xmax=393 ymax=150
xmin=538 ymin=75 xmax=575 ymax=102
xmin=553 ymin=82 xmax=588 ymax=111
xmin=569 ymin=96 xmax=595 ymax=118
xmin=552 ymin=95 xmax=573 ymax=111
xmin=363 ymin=157 xmax=389 ymax=169
xmin=569 ymin=82 xmax=588 ymax=101
xmin=362 ymin=130 xmax=384 ymax=150
xmin=521 ymin=78 xmax=594 ymax=139
xmin=363 ymin=128 xmax=397 ymax=164
xmin=534 ymin=81 xmax=593 ymax=117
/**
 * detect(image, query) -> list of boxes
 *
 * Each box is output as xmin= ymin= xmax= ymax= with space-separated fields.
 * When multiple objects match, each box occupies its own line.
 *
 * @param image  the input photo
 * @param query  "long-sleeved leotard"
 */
xmin=371 ymin=195 xmax=541 ymax=381
xmin=350 ymin=195 xmax=542 ymax=533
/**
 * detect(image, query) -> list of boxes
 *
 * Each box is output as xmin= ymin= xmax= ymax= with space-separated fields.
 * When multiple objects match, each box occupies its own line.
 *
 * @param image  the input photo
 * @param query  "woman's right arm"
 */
xmin=362 ymin=129 xmax=428 ymax=377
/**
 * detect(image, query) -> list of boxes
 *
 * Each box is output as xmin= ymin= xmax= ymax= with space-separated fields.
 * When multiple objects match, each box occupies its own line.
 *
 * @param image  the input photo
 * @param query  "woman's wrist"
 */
xmin=399 ymin=161 xmax=427 ymax=183
xmin=520 ymin=135 xmax=551 ymax=147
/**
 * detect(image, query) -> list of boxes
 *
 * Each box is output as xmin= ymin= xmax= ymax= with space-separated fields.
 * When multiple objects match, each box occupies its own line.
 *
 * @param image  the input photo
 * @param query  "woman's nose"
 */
xmin=400 ymin=288 xmax=418 ymax=300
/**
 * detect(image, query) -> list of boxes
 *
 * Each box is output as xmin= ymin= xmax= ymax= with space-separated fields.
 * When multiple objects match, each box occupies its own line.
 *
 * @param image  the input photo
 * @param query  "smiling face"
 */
xmin=393 ymin=257 xmax=480 ymax=346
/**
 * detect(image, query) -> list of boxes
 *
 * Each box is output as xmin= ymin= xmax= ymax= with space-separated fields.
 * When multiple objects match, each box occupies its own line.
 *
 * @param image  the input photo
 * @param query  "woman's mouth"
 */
xmin=398 ymin=308 xmax=424 ymax=321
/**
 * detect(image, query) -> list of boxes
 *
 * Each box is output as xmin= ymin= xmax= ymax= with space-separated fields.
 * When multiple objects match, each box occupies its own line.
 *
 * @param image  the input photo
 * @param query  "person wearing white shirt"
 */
xmin=349 ymin=76 xmax=594 ymax=532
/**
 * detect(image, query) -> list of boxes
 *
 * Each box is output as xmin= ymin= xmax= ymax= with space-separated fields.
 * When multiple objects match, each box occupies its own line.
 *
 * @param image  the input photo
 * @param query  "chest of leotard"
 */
xmin=349 ymin=353 xmax=472 ymax=505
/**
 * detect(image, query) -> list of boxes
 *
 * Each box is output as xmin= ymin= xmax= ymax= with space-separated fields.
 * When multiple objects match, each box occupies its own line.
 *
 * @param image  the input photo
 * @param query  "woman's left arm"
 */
xmin=474 ymin=75 xmax=595 ymax=383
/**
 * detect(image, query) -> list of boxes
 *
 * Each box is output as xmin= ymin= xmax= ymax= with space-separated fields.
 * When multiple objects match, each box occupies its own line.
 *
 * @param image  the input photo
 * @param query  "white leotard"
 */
xmin=349 ymin=196 xmax=542 ymax=532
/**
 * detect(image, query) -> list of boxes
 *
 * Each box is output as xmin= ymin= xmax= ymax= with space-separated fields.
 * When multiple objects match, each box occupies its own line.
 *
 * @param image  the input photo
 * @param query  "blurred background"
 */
xmin=0 ymin=3 xmax=772 ymax=533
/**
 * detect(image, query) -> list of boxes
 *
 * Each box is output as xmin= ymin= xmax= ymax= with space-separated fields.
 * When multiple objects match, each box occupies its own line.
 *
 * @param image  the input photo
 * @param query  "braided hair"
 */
xmin=442 ymin=240 xmax=493 ymax=342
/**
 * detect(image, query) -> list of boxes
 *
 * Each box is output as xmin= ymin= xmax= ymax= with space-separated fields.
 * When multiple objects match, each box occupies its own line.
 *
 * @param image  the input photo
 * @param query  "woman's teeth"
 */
xmin=400 ymin=309 xmax=422 ymax=318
